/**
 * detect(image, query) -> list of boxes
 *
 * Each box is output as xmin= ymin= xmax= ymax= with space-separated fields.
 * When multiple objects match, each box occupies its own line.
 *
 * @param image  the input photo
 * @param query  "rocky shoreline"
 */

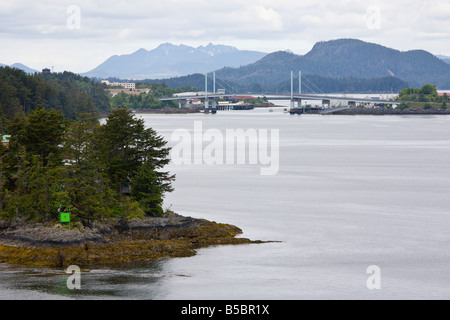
xmin=0 ymin=213 xmax=263 ymax=267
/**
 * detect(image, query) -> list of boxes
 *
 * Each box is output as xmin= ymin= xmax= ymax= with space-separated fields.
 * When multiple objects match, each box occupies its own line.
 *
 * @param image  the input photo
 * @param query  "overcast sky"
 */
xmin=1 ymin=0 xmax=449 ymax=73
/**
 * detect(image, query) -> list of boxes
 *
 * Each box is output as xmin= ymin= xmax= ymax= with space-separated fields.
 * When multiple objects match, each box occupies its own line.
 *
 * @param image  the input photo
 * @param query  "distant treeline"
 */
xmin=396 ymin=84 xmax=448 ymax=109
xmin=134 ymin=73 xmax=409 ymax=94
xmin=0 ymin=67 xmax=110 ymax=128
xmin=0 ymin=67 xmax=204 ymax=125
xmin=398 ymin=84 xmax=448 ymax=103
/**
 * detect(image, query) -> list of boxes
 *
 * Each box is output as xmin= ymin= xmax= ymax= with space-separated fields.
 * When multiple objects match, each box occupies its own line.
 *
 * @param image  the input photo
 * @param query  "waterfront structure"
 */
xmin=2 ymin=135 xmax=11 ymax=148
xmin=102 ymin=80 xmax=136 ymax=90
xmin=107 ymin=88 xmax=151 ymax=97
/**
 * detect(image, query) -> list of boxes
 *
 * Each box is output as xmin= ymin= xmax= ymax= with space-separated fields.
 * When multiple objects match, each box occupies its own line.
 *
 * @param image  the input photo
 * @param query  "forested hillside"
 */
xmin=140 ymin=72 xmax=408 ymax=94
xmin=0 ymin=67 xmax=110 ymax=128
xmin=214 ymin=39 xmax=450 ymax=91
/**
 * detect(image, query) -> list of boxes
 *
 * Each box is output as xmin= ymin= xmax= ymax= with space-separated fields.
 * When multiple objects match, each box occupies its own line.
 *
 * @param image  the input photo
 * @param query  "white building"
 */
xmin=102 ymin=80 xmax=136 ymax=90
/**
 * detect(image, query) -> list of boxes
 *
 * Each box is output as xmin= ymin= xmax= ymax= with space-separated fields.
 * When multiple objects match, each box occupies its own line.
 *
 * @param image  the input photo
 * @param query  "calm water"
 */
xmin=1 ymin=108 xmax=450 ymax=300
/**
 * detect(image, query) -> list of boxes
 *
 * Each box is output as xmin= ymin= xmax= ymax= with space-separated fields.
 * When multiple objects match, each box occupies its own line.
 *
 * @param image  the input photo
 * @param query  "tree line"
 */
xmin=397 ymin=84 xmax=448 ymax=109
xmin=0 ymin=67 xmax=110 ymax=126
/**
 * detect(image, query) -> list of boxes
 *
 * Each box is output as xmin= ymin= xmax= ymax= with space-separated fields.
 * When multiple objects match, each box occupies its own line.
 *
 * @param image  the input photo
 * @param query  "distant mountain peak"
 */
xmin=0 ymin=63 xmax=37 ymax=74
xmin=157 ymin=42 xmax=175 ymax=48
xmin=82 ymin=43 xmax=267 ymax=80
xmin=131 ymin=48 xmax=149 ymax=57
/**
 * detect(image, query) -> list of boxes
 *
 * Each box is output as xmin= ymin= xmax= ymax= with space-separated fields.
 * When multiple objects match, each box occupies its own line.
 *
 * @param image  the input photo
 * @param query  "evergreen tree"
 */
xmin=22 ymin=155 xmax=53 ymax=221
xmin=0 ymin=145 xmax=7 ymax=214
xmin=62 ymin=120 xmax=115 ymax=224
xmin=96 ymin=108 xmax=174 ymax=215
xmin=97 ymin=108 xmax=174 ymax=187
xmin=131 ymin=163 xmax=164 ymax=216
xmin=8 ymin=106 xmax=66 ymax=166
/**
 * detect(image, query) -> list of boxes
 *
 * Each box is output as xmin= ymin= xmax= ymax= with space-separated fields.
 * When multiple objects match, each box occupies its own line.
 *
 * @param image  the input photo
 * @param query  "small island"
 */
xmin=0 ymin=94 xmax=262 ymax=267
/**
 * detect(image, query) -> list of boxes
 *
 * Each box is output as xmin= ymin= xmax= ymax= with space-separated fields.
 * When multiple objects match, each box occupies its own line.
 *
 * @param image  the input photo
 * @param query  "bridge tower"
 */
xmin=290 ymin=71 xmax=295 ymax=110
xmin=203 ymin=72 xmax=218 ymax=111
xmin=204 ymin=73 xmax=209 ymax=109
xmin=212 ymin=72 xmax=217 ymax=109
xmin=289 ymin=71 xmax=303 ymax=115
xmin=298 ymin=71 xmax=302 ymax=110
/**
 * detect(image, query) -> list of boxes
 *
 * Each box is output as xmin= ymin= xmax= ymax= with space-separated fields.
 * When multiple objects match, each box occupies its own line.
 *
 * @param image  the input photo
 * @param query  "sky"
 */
xmin=1 ymin=0 xmax=450 ymax=73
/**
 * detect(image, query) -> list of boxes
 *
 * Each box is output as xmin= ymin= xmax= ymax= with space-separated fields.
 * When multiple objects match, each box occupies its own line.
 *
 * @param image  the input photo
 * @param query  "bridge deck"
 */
xmin=160 ymin=93 xmax=401 ymax=105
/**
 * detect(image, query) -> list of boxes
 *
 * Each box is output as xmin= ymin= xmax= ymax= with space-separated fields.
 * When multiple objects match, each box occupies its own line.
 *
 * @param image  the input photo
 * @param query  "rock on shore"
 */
xmin=0 ymin=213 xmax=262 ymax=267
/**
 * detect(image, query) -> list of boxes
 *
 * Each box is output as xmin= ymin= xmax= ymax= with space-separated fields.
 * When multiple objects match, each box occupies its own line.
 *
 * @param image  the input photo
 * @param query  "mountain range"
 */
xmin=82 ymin=43 xmax=267 ymax=80
xmin=215 ymin=39 xmax=450 ymax=90
xmin=87 ymin=39 xmax=450 ymax=92
xmin=134 ymin=39 xmax=450 ymax=93
xmin=3 ymin=39 xmax=450 ymax=93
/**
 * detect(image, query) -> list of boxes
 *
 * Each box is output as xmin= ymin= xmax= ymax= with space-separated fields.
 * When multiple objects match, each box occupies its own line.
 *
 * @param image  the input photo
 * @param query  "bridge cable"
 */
xmin=301 ymin=81 xmax=316 ymax=94
xmin=208 ymin=74 xmax=239 ymax=94
xmin=302 ymin=76 xmax=324 ymax=95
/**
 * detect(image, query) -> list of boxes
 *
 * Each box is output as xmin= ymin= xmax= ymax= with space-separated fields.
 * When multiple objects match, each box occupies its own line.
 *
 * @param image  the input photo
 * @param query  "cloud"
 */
xmin=1 ymin=0 xmax=450 ymax=72
xmin=255 ymin=6 xmax=283 ymax=31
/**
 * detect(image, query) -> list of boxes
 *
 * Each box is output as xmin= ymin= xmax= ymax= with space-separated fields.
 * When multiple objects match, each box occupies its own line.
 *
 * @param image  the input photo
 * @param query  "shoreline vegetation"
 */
xmin=0 ymin=212 xmax=264 ymax=267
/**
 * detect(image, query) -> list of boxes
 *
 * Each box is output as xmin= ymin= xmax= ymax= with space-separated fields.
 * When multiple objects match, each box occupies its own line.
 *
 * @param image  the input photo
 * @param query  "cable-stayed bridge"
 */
xmin=159 ymin=71 xmax=402 ymax=114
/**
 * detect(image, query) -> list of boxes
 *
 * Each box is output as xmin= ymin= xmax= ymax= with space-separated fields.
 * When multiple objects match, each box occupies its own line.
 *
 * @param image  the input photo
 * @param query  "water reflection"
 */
xmin=0 ymin=260 xmax=187 ymax=299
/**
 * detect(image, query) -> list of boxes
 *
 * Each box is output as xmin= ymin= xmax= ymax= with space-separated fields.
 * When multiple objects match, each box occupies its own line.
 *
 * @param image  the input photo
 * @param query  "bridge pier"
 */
xmin=290 ymin=98 xmax=302 ymax=110
xmin=322 ymin=99 xmax=331 ymax=109
xmin=203 ymin=97 xmax=217 ymax=113
xmin=178 ymin=99 xmax=188 ymax=109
